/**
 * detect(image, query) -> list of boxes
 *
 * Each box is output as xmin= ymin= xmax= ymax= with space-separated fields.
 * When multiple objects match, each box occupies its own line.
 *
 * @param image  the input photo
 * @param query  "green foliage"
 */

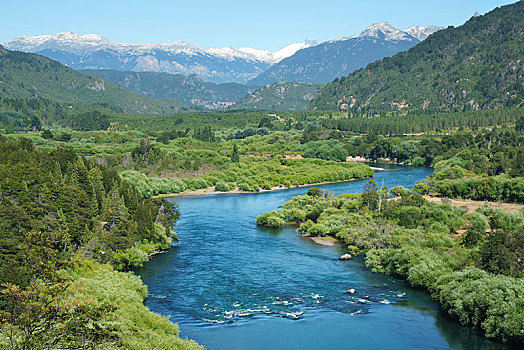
xmin=192 ymin=126 xmax=215 ymax=142
xmin=231 ymin=143 xmax=240 ymax=163
xmin=434 ymin=267 xmax=524 ymax=342
xmin=463 ymin=212 xmax=489 ymax=248
xmin=227 ymin=127 xmax=270 ymax=140
xmin=480 ymin=228 xmax=524 ymax=278
xmin=303 ymin=140 xmax=348 ymax=161
xmin=67 ymin=261 xmax=203 ymax=350
xmin=390 ymin=186 xmax=411 ymax=197
xmin=214 ymin=182 xmax=229 ymax=192
xmin=306 ymin=187 xmax=323 ymax=197
xmin=0 ymin=136 xmax=198 ymax=348
xmin=71 ymin=111 xmax=110 ymax=131
xmin=232 ymin=81 xmax=324 ymax=111
xmin=256 ymin=211 xmax=285 ymax=228
xmin=122 ymin=155 xmax=372 ymax=198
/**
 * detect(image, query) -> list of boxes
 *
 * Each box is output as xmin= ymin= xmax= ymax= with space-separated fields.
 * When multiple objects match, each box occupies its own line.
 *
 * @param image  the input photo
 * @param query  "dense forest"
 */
xmin=231 ymin=81 xmax=324 ymax=111
xmin=0 ymin=136 xmax=202 ymax=349
xmin=311 ymin=2 xmax=524 ymax=111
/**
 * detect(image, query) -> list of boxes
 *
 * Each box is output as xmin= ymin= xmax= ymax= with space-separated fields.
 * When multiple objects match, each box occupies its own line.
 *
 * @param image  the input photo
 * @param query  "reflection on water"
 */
xmin=136 ymin=165 xmax=505 ymax=350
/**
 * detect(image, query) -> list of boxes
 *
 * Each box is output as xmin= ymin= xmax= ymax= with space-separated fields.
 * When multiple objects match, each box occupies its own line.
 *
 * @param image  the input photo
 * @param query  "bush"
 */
xmin=256 ymin=211 xmax=285 ymax=228
xmin=215 ymin=182 xmax=229 ymax=192
xmin=237 ymin=182 xmax=252 ymax=191
xmin=307 ymin=187 xmax=323 ymax=197
xmin=390 ymin=186 xmax=411 ymax=197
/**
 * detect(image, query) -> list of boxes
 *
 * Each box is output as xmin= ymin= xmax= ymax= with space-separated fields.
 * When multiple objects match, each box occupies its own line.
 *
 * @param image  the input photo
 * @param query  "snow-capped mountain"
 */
xmin=3 ymin=23 xmax=440 ymax=85
xmin=249 ymin=22 xmax=438 ymax=85
xmin=404 ymin=25 xmax=444 ymax=41
xmin=3 ymin=32 xmax=315 ymax=83
xmin=349 ymin=22 xmax=415 ymax=41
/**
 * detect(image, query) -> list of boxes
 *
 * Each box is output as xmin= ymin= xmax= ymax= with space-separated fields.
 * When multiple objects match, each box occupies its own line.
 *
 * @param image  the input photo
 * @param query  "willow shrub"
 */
xmin=256 ymin=211 xmax=285 ymax=228
xmin=434 ymin=267 xmax=524 ymax=343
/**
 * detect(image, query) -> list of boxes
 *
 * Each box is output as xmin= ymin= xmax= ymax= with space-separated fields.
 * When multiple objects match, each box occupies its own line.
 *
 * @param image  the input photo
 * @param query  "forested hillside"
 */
xmin=79 ymin=69 xmax=255 ymax=109
xmin=232 ymin=82 xmax=324 ymax=110
xmin=311 ymin=2 xmax=524 ymax=111
xmin=0 ymin=46 xmax=193 ymax=114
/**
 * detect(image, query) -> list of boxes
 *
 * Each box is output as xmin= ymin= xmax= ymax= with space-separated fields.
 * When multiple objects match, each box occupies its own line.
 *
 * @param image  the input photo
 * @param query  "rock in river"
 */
xmin=338 ymin=254 xmax=352 ymax=260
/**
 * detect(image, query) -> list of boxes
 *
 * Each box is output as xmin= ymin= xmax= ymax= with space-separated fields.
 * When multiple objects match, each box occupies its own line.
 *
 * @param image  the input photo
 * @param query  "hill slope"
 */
xmin=0 ymin=46 xmax=192 ymax=114
xmin=248 ymin=23 xmax=441 ymax=85
xmin=79 ymin=69 xmax=255 ymax=109
xmin=311 ymin=2 xmax=524 ymax=111
xmin=231 ymin=81 xmax=323 ymax=110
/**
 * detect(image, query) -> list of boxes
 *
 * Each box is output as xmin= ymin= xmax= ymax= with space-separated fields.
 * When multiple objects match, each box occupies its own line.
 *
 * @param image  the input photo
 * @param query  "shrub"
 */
xmin=215 ymin=182 xmax=229 ymax=192
xmin=256 ymin=211 xmax=285 ymax=228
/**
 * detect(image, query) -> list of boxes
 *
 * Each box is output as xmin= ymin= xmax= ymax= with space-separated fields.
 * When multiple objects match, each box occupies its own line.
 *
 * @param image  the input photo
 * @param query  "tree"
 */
xmin=0 ymin=230 xmax=117 ymax=349
xmin=362 ymin=179 xmax=379 ymax=210
xmin=481 ymin=229 xmax=524 ymax=277
xmin=41 ymin=129 xmax=53 ymax=139
xmin=463 ymin=212 xmax=489 ymax=248
xmin=231 ymin=143 xmax=239 ymax=163
xmin=516 ymin=116 xmax=524 ymax=132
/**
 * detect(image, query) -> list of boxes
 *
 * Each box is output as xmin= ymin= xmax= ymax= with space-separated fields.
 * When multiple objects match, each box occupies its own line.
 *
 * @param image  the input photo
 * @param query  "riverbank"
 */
xmin=153 ymin=178 xmax=368 ymax=199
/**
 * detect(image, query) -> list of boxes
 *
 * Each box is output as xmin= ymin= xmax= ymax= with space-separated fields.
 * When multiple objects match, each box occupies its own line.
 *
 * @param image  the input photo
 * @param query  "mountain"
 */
xmin=404 ymin=25 xmax=444 ymax=40
xmin=3 ymin=33 xmax=315 ymax=84
xmin=0 ymin=46 xmax=192 ymax=114
xmin=311 ymin=2 xmax=524 ymax=112
xmin=79 ymin=69 xmax=256 ymax=109
xmin=231 ymin=81 xmax=324 ymax=110
xmin=248 ymin=23 xmax=441 ymax=86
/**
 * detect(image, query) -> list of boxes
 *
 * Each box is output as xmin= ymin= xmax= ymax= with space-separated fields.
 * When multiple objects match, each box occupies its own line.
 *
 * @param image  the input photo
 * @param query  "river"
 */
xmin=136 ymin=164 xmax=505 ymax=350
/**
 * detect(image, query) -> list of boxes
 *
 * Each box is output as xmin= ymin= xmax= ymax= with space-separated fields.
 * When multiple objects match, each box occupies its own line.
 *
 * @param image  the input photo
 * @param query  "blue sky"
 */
xmin=0 ymin=0 xmax=517 ymax=51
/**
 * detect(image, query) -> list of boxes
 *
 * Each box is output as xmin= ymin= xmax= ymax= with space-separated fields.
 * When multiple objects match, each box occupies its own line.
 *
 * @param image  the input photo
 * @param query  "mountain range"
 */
xmin=3 ymin=33 xmax=316 ymax=84
xmin=249 ymin=23 xmax=443 ymax=85
xmin=311 ymin=2 xmax=524 ymax=111
xmin=3 ymin=24 xmax=441 ymax=86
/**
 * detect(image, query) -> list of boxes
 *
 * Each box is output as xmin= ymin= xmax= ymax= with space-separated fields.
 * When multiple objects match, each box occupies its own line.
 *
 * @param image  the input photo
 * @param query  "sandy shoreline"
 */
xmin=153 ymin=178 xmax=367 ymax=199
xmin=301 ymin=234 xmax=340 ymax=246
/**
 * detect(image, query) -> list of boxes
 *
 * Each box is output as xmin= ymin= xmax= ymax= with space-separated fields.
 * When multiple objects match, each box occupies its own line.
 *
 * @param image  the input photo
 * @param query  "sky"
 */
xmin=0 ymin=0 xmax=517 ymax=51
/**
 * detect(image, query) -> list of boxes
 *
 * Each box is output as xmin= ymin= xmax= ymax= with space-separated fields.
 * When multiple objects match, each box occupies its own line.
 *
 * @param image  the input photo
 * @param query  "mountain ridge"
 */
xmin=0 ymin=46 xmax=192 ymax=114
xmin=248 ymin=22 xmax=442 ymax=86
xmin=3 ymin=33 xmax=317 ymax=84
xmin=79 ymin=69 xmax=256 ymax=109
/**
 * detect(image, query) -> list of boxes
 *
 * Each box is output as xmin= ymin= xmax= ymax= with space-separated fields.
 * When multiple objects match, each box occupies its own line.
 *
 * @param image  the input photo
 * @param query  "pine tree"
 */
xmin=231 ymin=143 xmax=239 ymax=163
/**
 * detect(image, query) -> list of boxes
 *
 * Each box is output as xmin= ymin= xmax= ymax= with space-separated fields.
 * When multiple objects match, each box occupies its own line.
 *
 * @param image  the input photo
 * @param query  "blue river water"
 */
xmin=136 ymin=165 xmax=506 ymax=350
